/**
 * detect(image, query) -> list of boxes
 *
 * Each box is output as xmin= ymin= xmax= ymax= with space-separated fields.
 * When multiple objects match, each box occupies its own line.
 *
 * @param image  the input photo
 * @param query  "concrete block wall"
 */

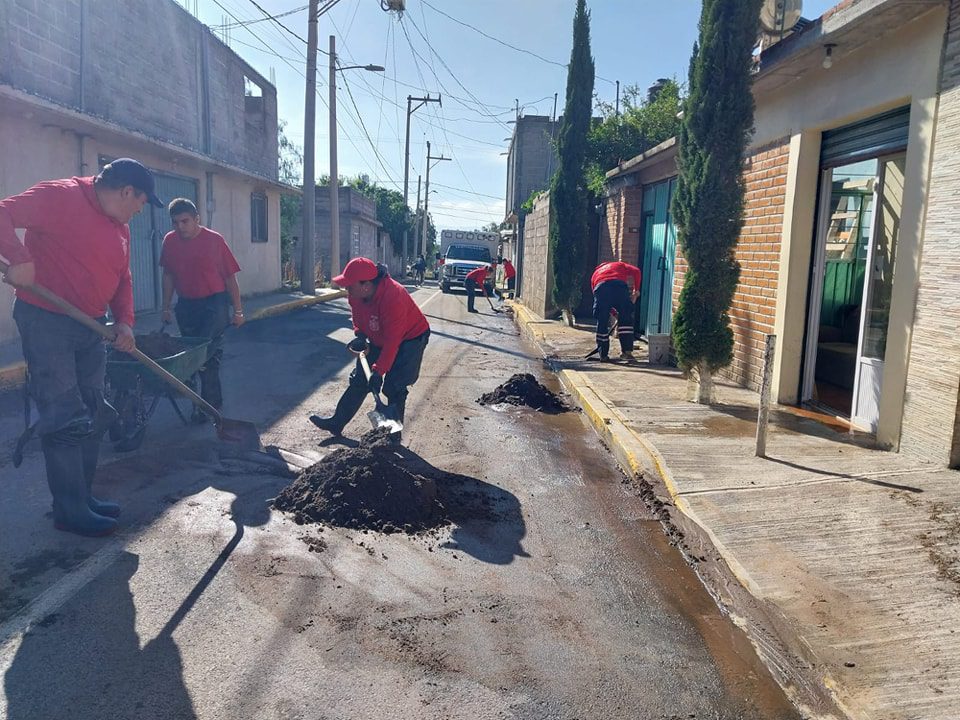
xmin=899 ymin=0 xmax=960 ymax=466
xmin=0 ymin=0 xmax=277 ymax=180
xmin=519 ymin=193 xmax=556 ymax=319
xmin=672 ymin=137 xmax=789 ymax=390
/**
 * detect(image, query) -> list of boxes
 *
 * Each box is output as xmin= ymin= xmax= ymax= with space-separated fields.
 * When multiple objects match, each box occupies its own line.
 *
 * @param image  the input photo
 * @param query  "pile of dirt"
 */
xmin=111 ymin=334 xmax=188 ymax=361
xmin=477 ymin=373 xmax=571 ymax=413
xmin=273 ymin=428 xmax=445 ymax=534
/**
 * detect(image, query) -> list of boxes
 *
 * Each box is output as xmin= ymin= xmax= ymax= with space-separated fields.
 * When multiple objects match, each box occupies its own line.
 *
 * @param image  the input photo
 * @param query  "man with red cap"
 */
xmin=0 ymin=158 xmax=162 ymax=536
xmin=591 ymin=260 xmax=642 ymax=361
xmin=309 ymin=257 xmax=430 ymax=436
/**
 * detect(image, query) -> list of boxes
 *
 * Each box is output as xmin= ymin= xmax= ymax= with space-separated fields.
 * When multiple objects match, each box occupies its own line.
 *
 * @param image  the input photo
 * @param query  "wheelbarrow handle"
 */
xmin=0 ymin=259 xmax=224 ymax=426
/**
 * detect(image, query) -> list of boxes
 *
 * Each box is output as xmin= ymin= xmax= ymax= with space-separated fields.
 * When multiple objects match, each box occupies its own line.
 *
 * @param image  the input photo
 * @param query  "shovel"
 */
xmin=483 ymin=286 xmax=503 ymax=314
xmin=1 ymin=260 xmax=263 ymax=451
xmin=355 ymin=351 xmax=403 ymax=434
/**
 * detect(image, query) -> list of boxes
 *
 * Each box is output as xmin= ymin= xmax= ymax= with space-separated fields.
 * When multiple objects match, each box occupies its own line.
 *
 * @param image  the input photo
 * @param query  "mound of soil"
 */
xmin=111 ymin=334 xmax=189 ymax=361
xmin=273 ymin=428 xmax=444 ymax=534
xmin=477 ymin=373 xmax=570 ymax=413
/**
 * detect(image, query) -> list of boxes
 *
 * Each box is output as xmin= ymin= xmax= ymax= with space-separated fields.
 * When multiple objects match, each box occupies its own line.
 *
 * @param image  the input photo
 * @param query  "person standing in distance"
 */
xmin=160 ymin=198 xmax=243 ymax=421
xmin=0 ymin=158 xmax=161 ymax=536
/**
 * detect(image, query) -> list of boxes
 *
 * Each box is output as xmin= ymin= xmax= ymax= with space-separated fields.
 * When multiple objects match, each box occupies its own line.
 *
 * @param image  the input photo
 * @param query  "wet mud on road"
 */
xmin=1 ymin=289 xmax=803 ymax=719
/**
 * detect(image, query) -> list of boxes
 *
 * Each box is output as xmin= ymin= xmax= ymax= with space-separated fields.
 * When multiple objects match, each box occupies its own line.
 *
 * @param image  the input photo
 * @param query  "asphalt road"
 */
xmin=0 ymin=282 xmax=801 ymax=719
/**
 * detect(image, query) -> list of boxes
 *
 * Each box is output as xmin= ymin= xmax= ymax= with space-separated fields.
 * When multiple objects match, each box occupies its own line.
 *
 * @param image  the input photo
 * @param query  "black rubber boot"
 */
xmin=81 ymin=434 xmax=120 ymax=519
xmin=42 ymin=434 xmax=117 ymax=537
xmin=309 ymin=383 xmax=367 ymax=436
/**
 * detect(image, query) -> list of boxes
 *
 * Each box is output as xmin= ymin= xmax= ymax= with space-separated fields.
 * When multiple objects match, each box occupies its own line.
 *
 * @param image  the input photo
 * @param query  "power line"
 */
xmin=223 ymin=3 xmax=307 ymax=28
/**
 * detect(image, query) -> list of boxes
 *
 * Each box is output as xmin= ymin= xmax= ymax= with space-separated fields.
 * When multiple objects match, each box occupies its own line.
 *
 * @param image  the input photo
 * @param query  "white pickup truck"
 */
xmin=437 ymin=230 xmax=498 ymax=294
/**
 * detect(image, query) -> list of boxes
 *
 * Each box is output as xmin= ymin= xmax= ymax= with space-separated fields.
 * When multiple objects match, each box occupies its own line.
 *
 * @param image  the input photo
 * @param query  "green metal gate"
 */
xmin=638 ymin=177 xmax=678 ymax=337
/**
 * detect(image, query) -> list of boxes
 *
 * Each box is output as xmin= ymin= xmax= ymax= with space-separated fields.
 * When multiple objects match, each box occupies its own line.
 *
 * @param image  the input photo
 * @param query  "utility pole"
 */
xmin=615 ymin=80 xmax=620 ymax=117
xmin=300 ymin=0 xmax=319 ymax=295
xmin=328 ymin=34 xmax=340 ymax=278
xmin=422 ymin=141 xmax=450 ymax=257
xmin=414 ymin=174 xmax=422 ymax=251
xmin=403 ymin=94 xmax=441 ymax=271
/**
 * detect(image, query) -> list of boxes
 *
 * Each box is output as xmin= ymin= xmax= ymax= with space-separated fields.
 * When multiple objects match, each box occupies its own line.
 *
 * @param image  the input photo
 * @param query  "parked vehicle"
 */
xmin=437 ymin=230 xmax=498 ymax=293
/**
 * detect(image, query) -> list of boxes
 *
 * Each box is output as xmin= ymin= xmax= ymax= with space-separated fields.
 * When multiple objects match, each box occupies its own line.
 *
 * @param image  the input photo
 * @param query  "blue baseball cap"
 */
xmin=99 ymin=158 xmax=163 ymax=207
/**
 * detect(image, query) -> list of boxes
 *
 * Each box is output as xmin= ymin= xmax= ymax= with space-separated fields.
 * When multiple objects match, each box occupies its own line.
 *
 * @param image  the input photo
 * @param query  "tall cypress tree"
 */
xmin=550 ymin=0 xmax=595 ymax=324
xmin=671 ymin=0 xmax=762 ymax=402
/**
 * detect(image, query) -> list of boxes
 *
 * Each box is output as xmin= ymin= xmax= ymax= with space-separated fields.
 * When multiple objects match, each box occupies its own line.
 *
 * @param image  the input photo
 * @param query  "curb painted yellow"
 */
xmin=246 ymin=289 xmax=347 ymax=322
xmin=0 ymin=290 xmax=349 ymax=390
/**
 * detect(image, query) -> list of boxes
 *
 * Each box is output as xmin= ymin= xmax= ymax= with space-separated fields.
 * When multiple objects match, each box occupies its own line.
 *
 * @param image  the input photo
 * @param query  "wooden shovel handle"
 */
xmin=0 ymin=259 xmax=223 ymax=425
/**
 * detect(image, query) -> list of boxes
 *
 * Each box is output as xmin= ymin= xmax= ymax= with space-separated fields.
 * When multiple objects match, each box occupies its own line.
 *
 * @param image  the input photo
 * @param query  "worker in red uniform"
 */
xmin=591 ymin=260 xmax=642 ymax=361
xmin=310 ymin=257 xmax=430 ymax=437
xmin=160 ymin=198 xmax=243 ymax=421
xmin=0 ymin=158 xmax=162 ymax=536
xmin=464 ymin=263 xmax=496 ymax=313
xmin=500 ymin=257 xmax=517 ymax=297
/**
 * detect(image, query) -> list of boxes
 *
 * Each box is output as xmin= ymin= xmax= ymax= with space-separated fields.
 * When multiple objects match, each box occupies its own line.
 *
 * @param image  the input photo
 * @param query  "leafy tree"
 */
xmin=550 ymin=0 xmax=595 ymax=325
xmin=348 ymin=175 xmax=435 ymax=259
xmin=586 ymin=79 xmax=682 ymax=194
xmin=671 ymin=0 xmax=762 ymax=403
xmin=278 ymin=121 xmax=302 ymax=266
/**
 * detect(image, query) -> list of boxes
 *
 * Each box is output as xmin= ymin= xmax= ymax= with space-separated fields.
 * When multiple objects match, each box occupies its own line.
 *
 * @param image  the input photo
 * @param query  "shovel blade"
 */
xmin=366 ymin=409 xmax=403 ymax=435
xmin=216 ymin=417 xmax=264 ymax=450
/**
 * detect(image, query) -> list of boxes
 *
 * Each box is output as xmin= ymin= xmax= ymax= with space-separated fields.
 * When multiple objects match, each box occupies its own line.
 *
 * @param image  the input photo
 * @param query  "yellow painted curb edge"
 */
xmin=247 ymin=289 xmax=347 ymax=322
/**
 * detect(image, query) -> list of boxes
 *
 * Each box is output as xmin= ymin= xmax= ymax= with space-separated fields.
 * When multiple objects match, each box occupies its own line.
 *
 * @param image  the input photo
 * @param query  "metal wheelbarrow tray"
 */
xmin=105 ymin=336 xmax=212 ymax=451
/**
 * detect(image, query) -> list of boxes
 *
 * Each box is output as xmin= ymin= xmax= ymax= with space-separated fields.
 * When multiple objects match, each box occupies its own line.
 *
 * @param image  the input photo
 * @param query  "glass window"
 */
xmin=250 ymin=193 xmax=268 ymax=243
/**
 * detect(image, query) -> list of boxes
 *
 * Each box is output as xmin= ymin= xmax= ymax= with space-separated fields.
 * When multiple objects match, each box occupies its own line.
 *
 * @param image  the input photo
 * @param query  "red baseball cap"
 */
xmin=333 ymin=257 xmax=379 ymax=287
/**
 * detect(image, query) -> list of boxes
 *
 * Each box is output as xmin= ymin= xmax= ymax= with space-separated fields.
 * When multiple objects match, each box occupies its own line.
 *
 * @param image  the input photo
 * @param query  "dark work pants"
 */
xmin=175 ymin=292 xmax=231 ymax=409
xmin=342 ymin=330 xmax=430 ymax=423
xmin=465 ymin=279 xmax=492 ymax=311
xmin=592 ymin=280 xmax=635 ymax=357
xmin=14 ymin=300 xmax=110 ymax=507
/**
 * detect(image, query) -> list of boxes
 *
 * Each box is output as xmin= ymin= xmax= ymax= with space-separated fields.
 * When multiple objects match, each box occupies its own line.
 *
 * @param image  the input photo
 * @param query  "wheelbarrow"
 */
xmin=106 ymin=335 xmax=212 ymax=451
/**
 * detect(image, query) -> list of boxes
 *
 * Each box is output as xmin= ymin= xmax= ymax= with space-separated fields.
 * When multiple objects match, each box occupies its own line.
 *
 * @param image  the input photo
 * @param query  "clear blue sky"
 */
xmin=189 ymin=0 xmax=838 ymax=231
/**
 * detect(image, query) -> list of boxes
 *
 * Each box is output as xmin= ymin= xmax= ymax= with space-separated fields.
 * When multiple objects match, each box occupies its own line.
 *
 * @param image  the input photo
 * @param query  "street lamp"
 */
xmin=329 ymin=36 xmax=384 ymax=279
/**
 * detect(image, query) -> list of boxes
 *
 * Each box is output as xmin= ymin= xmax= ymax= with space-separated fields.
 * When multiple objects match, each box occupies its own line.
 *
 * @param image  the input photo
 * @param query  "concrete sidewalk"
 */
xmin=513 ymin=302 xmax=960 ymax=720
xmin=0 ymin=287 xmax=346 ymax=388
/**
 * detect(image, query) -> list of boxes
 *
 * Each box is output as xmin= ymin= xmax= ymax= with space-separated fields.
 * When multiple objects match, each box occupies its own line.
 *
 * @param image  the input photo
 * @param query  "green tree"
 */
xmin=586 ymin=79 xmax=682 ymax=194
xmin=550 ymin=0 xmax=595 ymax=325
xmin=671 ymin=0 xmax=762 ymax=403
xmin=348 ymin=175 xmax=434 ymax=259
xmin=278 ymin=121 xmax=303 ymax=267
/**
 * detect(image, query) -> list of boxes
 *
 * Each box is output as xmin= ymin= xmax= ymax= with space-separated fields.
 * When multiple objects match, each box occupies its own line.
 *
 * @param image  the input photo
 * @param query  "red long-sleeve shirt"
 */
xmin=590 ymin=261 xmax=641 ymax=294
xmin=0 ymin=177 xmax=135 ymax=326
xmin=465 ymin=266 xmax=491 ymax=286
xmin=502 ymin=260 xmax=516 ymax=280
xmin=350 ymin=274 xmax=430 ymax=375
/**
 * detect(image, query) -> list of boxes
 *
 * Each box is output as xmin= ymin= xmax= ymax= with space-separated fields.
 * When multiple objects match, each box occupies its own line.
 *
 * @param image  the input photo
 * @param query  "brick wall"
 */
xmin=600 ymin=186 xmax=642 ymax=264
xmin=899 ymin=0 xmax=960 ymax=466
xmin=672 ymin=137 xmax=790 ymax=390
xmin=519 ymin=193 xmax=556 ymax=318
xmin=0 ymin=0 xmax=277 ymax=180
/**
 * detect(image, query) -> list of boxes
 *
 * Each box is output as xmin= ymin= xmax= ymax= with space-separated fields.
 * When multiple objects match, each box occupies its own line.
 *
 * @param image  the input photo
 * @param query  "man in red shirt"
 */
xmin=591 ymin=261 xmax=642 ymax=362
xmin=310 ymin=257 xmax=430 ymax=437
xmin=0 ymin=158 xmax=161 ymax=536
xmin=464 ymin=263 xmax=496 ymax=313
xmin=500 ymin=257 xmax=517 ymax=297
xmin=160 ymin=198 xmax=243 ymax=418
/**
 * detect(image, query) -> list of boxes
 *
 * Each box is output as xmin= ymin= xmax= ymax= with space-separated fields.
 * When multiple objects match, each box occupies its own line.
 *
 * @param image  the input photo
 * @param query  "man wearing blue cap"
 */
xmin=0 ymin=158 xmax=162 ymax=536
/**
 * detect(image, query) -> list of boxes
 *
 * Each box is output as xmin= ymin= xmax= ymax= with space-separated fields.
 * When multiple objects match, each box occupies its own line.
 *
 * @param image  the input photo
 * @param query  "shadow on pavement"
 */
xmin=393 ymin=446 xmax=530 ymax=565
xmin=3 ymin=551 xmax=198 ymax=720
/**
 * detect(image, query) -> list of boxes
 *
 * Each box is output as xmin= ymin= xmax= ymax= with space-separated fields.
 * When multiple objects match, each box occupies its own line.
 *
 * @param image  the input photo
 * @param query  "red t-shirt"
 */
xmin=591 ymin=261 xmax=641 ymax=293
xmin=349 ymin=275 xmax=430 ymax=375
xmin=465 ymin=266 xmax=491 ymax=285
xmin=0 ymin=177 xmax=135 ymax=325
xmin=503 ymin=260 xmax=517 ymax=279
xmin=160 ymin=227 xmax=241 ymax=300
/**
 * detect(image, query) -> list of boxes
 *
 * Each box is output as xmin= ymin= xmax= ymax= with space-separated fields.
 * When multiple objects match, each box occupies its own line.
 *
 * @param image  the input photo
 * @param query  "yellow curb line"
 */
xmin=246 ymin=289 xmax=347 ymax=322
xmin=0 ymin=291 xmax=349 ymax=390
